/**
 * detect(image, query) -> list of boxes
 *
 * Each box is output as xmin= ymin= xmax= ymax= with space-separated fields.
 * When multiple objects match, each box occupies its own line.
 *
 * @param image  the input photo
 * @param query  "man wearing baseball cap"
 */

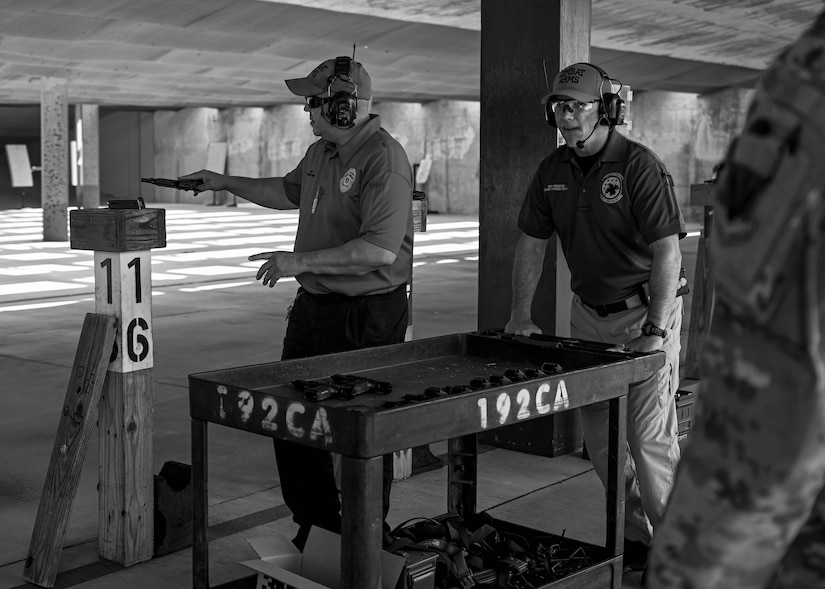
xmin=506 ymin=62 xmax=687 ymax=582
xmin=180 ymin=57 xmax=413 ymax=550
xmin=285 ymin=57 xmax=372 ymax=97
xmin=538 ymin=62 xmax=624 ymax=153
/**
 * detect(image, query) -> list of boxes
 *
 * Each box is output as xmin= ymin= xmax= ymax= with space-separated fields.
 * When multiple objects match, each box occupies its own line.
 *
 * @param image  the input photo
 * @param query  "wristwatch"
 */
xmin=641 ymin=320 xmax=667 ymax=339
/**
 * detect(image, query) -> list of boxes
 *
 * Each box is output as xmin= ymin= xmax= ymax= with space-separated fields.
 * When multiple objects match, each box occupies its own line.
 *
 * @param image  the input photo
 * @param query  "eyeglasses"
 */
xmin=305 ymin=96 xmax=332 ymax=109
xmin=549 ymin=99 xmax=599 ymax=114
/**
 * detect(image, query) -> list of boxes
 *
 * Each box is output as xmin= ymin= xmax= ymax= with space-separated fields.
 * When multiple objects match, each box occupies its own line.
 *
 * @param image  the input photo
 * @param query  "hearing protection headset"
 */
xmin=545 ymin=63 xmax=626 ymax=128
xmin=324 ymin=56 xmax=359 ymax=128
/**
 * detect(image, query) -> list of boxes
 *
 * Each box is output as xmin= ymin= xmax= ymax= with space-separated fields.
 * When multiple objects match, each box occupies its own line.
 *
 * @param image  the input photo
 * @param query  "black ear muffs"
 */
xmin=545 ymin=101 xmax=558 ymax=128
xmin=544 ymin=63 xmax=625 ymax=128
xmin=327 ymin=91 xmax=358 ymax=128
xmin=324 ymin=56 xmax=358 ymax=128
xmin=601 ymin=91 xmax=626 ymax=127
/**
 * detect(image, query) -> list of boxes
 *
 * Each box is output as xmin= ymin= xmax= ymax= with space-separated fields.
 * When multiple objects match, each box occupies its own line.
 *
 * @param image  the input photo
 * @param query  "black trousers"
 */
xmin=273 ymin=285 xmax=409 ymax=549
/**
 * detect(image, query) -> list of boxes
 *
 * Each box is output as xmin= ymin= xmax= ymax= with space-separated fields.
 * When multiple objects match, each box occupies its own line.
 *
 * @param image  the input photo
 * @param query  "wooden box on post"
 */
xmin=69 ymin=207 xmax=166 ymax=567
xmin=70 ymin=208 xmax=166 ymax=252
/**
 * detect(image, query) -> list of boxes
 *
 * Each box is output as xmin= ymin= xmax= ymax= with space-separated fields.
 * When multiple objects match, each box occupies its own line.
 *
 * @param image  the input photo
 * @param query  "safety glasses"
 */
xmin=549 ymin=99 xmax=599 ymax=114
xmin=305 ymin=96 xmax=332 ymax=109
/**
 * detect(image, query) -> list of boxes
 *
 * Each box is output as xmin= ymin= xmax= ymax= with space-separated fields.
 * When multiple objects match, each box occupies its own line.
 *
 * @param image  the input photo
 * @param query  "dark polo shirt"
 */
xmin=518 ymin=129 xmax=685 ymax=305
xmin=283 ymin=114 xmax=413 ymax=296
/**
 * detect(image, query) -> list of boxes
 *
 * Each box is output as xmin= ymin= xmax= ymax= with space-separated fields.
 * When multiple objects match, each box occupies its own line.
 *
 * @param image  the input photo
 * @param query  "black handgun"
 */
xmin=504 ymin=369 xmax=529 ymax=382
xmin=331 ymin=373 xmax=393 ymax=396
xmin=292 ymin=379 xmax=339 ymax=402
xmin=334 ymin=380 xmax=374 ymax=400
xmin=292 ymin=374 xmax=393 ymax=402
xmin=141 ymin=177 xmax=202 ymax=192
xmin=292 ymin=375 xmax=391 ymax=402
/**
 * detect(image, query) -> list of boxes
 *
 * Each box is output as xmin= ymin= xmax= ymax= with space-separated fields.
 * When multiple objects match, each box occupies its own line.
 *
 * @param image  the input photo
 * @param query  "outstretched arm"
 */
xmin=178 ymin=170 xmax=297 ymax=210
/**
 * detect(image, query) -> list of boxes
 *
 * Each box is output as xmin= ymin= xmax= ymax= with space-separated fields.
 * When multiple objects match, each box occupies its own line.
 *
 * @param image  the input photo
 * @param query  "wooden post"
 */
xmin=23 ymin=313 xmax=118 ymax=588
xmin=684 ymin=183 xmax=715 ymax=379
xmin=70 ymin=207 xmax=166 ymax=566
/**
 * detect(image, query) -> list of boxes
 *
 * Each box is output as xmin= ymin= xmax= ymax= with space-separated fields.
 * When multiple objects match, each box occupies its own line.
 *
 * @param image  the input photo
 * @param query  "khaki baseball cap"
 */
xmin=541 ymin=63 xmax=607 ymax=104
xmin=285 ymin=57 xmax=372 ymax=99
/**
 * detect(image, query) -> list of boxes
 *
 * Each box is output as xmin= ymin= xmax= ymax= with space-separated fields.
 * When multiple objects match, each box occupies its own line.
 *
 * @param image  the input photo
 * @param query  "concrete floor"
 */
xmin=0 ymin=203 xmax=699 ymax=589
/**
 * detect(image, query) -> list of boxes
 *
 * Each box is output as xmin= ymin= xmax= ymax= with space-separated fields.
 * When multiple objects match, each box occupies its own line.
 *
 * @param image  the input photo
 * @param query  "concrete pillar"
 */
xmin=478 ymin=0 xmax=589 ymax=333
xmin=76 ymin=104 xmax=101 ymax=209
xmin=41 ymin=77 xmax=69 ymax=241
xmin=476 ymin=0 xmax=590 ymax=457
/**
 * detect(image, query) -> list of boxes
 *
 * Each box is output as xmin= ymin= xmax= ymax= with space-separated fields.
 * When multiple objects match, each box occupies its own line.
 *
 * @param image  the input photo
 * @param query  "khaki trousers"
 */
xmin=571 ymin=295 xmax=683 ymax=544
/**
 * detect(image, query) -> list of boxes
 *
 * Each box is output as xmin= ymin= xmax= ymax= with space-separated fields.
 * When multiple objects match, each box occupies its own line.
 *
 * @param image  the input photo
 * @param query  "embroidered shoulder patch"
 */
xmin=600 ymin=173 xmax=624 ymax=204
xmin=340 ymin=168 xmax=357 ymax=193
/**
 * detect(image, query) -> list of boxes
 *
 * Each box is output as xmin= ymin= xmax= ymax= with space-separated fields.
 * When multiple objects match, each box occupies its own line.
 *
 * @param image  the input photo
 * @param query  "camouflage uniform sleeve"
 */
xmin=647 ymin=10 xmax=825 ymax=589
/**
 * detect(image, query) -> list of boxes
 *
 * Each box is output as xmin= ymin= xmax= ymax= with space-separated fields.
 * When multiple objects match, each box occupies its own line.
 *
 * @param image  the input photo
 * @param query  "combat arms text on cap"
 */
xmin=541 ymin=62 xmax=614 ymax=104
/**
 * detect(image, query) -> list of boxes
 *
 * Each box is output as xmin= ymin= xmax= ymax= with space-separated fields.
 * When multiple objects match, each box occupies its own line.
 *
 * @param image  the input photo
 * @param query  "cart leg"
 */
xmin=607 ymin=395 xmax=628 ymax=588
xmin=448 ymin=434 xmax=478 ymax=517
xmin=192 ymin=419 xmax=209 ymax=589
xmin=341 ymin=455 xmax=383 ymax=589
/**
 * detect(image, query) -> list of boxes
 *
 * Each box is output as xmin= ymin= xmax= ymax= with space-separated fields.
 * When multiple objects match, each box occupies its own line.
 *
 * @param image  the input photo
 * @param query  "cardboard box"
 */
xmin=242 ymin=527 xmax=406 ymax=589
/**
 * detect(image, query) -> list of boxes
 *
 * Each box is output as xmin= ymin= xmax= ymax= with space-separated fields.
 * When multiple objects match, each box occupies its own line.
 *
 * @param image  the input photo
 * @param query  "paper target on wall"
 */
xmin=416 ymin=154 xmax=433 ymax=186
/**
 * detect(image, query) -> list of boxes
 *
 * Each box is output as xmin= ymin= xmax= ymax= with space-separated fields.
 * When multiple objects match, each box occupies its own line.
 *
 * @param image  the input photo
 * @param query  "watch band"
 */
xmin=642 ymin=320 xmax=667 ymax=338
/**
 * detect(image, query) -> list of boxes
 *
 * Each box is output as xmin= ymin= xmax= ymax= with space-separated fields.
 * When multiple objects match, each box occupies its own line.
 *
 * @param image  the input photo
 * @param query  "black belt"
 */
xmin=582 ymin=292 xmax=646 ymax=317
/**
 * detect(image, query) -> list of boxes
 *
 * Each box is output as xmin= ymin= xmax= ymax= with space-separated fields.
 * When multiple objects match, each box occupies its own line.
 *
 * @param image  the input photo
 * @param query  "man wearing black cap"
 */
xmin=181 ymin=57 xmax=413 ymax=550
xmin=505 ymin=62 xmax=686 ymax=576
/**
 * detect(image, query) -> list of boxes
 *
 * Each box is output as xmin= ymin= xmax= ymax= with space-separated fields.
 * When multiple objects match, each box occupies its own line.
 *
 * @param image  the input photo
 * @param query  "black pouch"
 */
xmin=676 ymin=267 xmax=690 ymax=297
xmin=639 ymin=267 xmax=690 ymax=302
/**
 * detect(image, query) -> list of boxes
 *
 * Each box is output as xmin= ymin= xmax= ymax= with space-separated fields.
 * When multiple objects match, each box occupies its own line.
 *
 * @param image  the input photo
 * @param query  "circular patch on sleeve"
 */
xmin=600 ymin=172 xmax=624 ymax=204
xmin=340 ymin=168 xmax=357 ymax=193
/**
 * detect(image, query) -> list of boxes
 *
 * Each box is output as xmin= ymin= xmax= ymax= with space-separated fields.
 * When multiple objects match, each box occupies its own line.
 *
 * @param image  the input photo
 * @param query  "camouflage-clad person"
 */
xmin=647 ymin=10 xmax=825 ymax=589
